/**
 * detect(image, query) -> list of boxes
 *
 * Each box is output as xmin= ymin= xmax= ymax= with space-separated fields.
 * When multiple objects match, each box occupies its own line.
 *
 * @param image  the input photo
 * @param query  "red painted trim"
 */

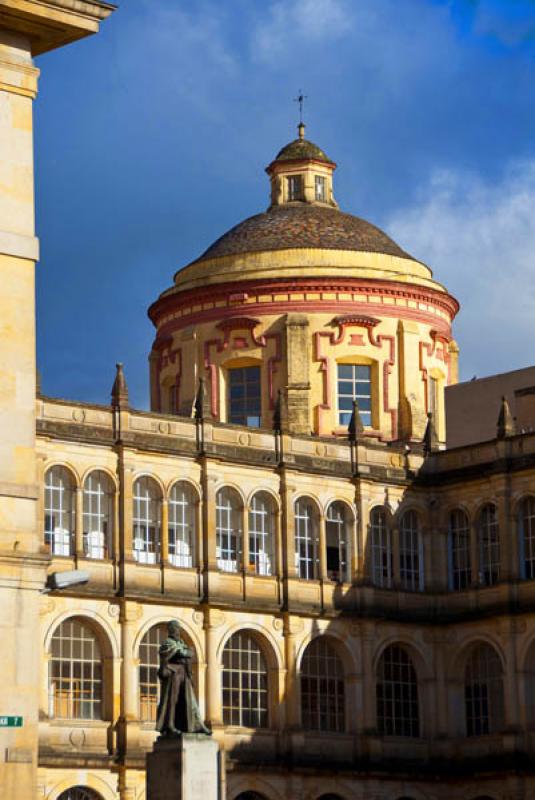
xmin=201 ymin=321 xmax=282 ymax=417
xmin=265 ymin=333 xmax=282 ymax=409
xmin=148 ymin=276 xmax=459 ymax=328
xmin=313 ymin=325 xmax=346 ymax=431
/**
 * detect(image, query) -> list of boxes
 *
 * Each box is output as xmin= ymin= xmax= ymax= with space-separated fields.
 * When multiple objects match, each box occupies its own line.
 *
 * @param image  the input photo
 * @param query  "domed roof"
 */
xmin=190 ymin=203 xmax=414 ymax=265
xmin=273 ymin=136 xmax=333 ymax=164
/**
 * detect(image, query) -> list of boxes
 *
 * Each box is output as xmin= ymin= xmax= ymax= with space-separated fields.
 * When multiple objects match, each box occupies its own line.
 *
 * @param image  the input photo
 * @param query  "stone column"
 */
xmin=161 ymin=499 xmax=169 ymax=564
xmin=203 ymin=607 xmax=224 ymax=728
xmin=119 ymin=452 xmax=135 ymax=564
xmin=0 ymin=6 xmax=114 ymax=796
xmin=201 ymin=463 xmax=218 ymax=578
xmin=318 ymin=511 xmax=327 ymax=581
xmin=279 ymin=470 xmax=297 ymax=583
xmin=282 ymin=613 xmax=302 ymax=732
xmin=74 ymin=486 xmax=84 ymax=559
xmin=392 ymin=525 xmax=401 ymax=588
xmin=119 ymin=601 xmax=142 ymax=753
xmin=284 ymin=314 xmax=311 ymax=435
xmin=242 ymin=502 xmax=249 ymax=573
xmin=354 ymin=477 xmax=367 ymax=581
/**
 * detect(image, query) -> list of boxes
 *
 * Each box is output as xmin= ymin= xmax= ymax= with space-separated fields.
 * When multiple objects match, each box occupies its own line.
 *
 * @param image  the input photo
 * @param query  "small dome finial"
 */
xmin=298 ymin=121 xmax=305 ymax=140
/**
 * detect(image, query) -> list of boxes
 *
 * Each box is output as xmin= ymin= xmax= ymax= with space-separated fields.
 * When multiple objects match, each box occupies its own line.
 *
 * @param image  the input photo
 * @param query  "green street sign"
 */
xmin=0 ymin=716 xmax=23 ymax=727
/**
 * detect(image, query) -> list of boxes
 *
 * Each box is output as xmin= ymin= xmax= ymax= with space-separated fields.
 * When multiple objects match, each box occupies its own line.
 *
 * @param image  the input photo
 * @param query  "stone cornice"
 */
xmin=0 ymin=0 xmax=116 ymax=55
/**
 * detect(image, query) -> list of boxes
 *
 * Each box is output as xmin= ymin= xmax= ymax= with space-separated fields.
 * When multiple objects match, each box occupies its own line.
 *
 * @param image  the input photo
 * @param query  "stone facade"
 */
xmin=2 ymin=4 xmax=535 ymax=800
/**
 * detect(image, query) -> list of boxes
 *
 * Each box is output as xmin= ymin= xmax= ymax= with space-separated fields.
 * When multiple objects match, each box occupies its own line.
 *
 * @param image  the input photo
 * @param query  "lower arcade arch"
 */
xmin=56 ymin=789 xmax=104 ymax=800
xmin=233 ymin=793 xmax=268 ymax=800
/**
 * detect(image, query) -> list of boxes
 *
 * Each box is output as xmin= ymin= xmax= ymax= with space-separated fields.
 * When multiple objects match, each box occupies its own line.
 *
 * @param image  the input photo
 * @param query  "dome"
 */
xmin=190 ymin=203 xmax=414 ymax=265
xmin=273 ymin=137 xmax=333 ymax=164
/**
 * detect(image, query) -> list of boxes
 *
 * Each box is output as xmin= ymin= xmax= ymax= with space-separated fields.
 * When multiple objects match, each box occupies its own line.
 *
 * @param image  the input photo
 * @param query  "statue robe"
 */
xmin=155 ymin=636 xmax=209 ymax=735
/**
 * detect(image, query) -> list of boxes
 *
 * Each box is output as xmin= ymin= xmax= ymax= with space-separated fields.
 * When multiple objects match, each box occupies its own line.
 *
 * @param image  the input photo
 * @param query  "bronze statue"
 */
xmin=155 ymin=619 xmax=211 ymax=736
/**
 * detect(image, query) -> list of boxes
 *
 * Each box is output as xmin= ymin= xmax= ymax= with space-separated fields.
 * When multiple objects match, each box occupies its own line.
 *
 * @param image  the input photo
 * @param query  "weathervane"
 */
xmin=294 ymin=90 xmax=307 ymax=124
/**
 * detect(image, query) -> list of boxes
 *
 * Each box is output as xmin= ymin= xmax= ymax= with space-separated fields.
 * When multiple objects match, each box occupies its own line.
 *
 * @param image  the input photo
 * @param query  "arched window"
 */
xmin=57 ymin=790 xmax=104 ymax=800
xmin=139 ymin=623 xmax=167 ymax=722
xmin=326 ymin=502 xmax=352 ymax=583
xmin=369 ymin=506 xmax=392 ymax=588
xmin=49 ymin=618 xmax=102 ymax=720
xmin=82 ymin=470 xmax=113 ymax=559
xmin=233 ymin=794 xmax=267 ymax=800
xmin=294 ymin=497 xmax=319 ymax=580
xmin=248 ymin=492 xmax=275 ymax=576
xmin=465 ymin=643 xmax=504 ymax=736
xmin=216 ymin=488 xmax=242 ymax=572
xmin=168 ymin=482 xmax=197 ymax=568
xmin=376 ymin=644 xmax=419 ymax=737
xmin=301 ymin=637 xmax=345 ymax=732
xmin=133 ymin=476 xmax=161 ymax=564
xmin=222 ymin=631 xmax=267 ymax=727
xmin=478 ymin=504 xmax=500 ymax=586
xmin=44 ymin=466 xmax=75 ymax=556
xmin=519 ymin=497 xmax=535 ymax=579
xmin=448 ymin=508 xmax=471 ymax=590
xmin=399 ymin=510 xmax=423 ymax=591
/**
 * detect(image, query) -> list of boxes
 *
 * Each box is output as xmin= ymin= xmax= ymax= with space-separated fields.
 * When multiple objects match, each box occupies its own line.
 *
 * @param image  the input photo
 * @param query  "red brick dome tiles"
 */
xmin=189 ymin=204 xmax=415 ymax=266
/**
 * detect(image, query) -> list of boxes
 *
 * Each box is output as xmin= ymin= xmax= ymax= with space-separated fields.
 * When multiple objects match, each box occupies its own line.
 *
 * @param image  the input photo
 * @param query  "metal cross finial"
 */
xmin=294 ymin=90 xmax=307 ymax=124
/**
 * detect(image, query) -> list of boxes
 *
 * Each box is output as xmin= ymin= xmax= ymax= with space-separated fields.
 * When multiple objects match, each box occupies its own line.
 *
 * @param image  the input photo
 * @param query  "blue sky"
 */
xmin=34 ymin=0 xmax=535 ymax=408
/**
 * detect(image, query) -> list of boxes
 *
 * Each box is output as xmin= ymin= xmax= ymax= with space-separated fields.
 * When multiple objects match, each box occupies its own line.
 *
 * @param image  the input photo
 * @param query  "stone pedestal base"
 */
xmin=146 ymin=734 xmax=219 ymax=800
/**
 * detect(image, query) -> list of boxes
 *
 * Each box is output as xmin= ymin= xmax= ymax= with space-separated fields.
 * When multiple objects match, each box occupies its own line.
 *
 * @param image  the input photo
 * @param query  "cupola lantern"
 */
xmin=265 ymin=125 xmax=338 ymax=209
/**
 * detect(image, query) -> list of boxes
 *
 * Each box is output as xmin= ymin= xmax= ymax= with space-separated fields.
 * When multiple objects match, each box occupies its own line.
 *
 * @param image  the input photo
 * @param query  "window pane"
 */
xmin=337 ymin=364 xmax=372 ymax=428
xmin=301 ymin=638 xmax=345 ymax=732
xmin=49 ymin=619 xmax=102 ymax=721
xmin=168 ymin=482 xmax=196 ymax=568
xmin=465 ymin=644 xmax=504 ymax=736
xmin=376 ymin=645 xmax=419 ymax=737
xmin=44 ymin=467 xmax=75 ymax=556
xmin=228 ymin=367 xmax=261 ymax=428
xmin=222 ymin=632 xmax=268 ymax=728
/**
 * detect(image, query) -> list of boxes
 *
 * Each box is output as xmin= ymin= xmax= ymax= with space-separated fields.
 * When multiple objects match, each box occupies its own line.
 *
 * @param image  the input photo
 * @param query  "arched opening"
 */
xmin=325 ymin=501 xmax=352 ymax=583
xmin=376 ymin=644 xmax=419 ymax=737
xmin=399 ymin=510 xmax=423 ymax=591
xmin=448 ymin=508 xmax=471 ymax=590
xmin=168 ymin=481 xmax=198 ymax=568
xmin=248 ymin=491 xmax=276 ymax=576
xmin=82 ymin=470 xmax=114 ymax=559
xmin=294 ymin=497 xmax=319 ymax=580
xmin=478 ymin=504 xmax=500 ymax=586
xmin=216 ymin=487 xmax=243 ymax=573
xmin=57 ymin=789 xmax=104 ymax=800
xmin=233 ymin=793 xmax=267 ymax=800
xmin=300 ymin=637 xmax=345 ymax=733
xmin=49 ymin=618 xmax=103 ymax=720
xmin=464 ymin=643 xmax=504 ymax=736
xmin=222 ymin=631 xmax=268 ymax=728
xmin=44 ymin=465 xmax=75 ymax=556
xmin=369 ymin=506 xmax=392 ymax=588
xmin=132 ymin=476 xmax=162 ymax=564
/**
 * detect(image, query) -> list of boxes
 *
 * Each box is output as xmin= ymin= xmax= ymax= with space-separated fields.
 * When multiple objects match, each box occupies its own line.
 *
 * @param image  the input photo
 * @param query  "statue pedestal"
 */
xmin=146 ymin=734 xmax=219 ymax=800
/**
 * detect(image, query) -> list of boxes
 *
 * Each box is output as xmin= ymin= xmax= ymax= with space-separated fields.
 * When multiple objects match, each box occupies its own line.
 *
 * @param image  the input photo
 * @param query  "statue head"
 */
xmin=168 ymin=619 xmax=181 ymax=640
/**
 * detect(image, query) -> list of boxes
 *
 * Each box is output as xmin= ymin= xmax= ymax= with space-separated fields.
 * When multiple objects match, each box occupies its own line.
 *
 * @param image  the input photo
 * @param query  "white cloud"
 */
xmin=252 ymin=0 xmax=353 ymax=63
xmin=386 ymin=160 xmax=535 ymax=380
xmin=122 ymin=2 xmax=238 ymax=118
